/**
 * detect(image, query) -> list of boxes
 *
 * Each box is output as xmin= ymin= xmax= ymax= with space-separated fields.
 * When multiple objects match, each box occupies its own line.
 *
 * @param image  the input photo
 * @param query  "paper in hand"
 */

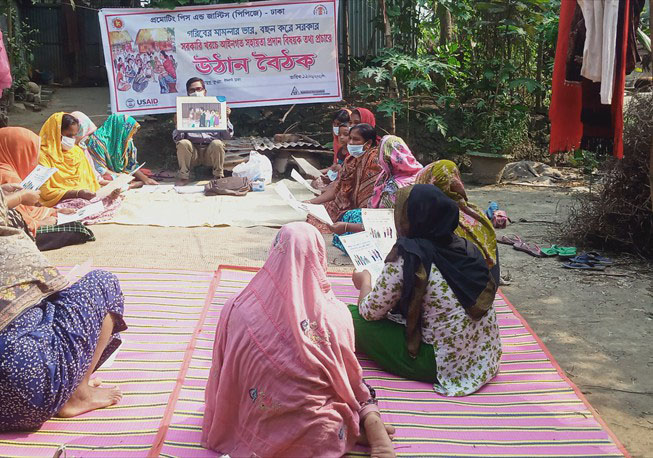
xmin=21 ymin=165 xmax=58 ymax=190
xmin=362 ymin=208 xmax=397 ymax=258
xmin=95 ymin=173 xmax=134 ymax=199
xmin=290 ymin=168 xmax=319 ymax=195
xmin=274 ymin=181 xmax=333 ymax=225
xmin=57 ymin=201 xmax=105 ymax=225
xmin=339 ymin=231 xmax=385 ymax=285
xmin=292 ymin=156 xmax=322 ymax=179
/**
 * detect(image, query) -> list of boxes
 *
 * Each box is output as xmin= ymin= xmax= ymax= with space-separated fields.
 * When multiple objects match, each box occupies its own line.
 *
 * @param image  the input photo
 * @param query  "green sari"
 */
xmin=87 ymin=114 xmax=140 ymax=175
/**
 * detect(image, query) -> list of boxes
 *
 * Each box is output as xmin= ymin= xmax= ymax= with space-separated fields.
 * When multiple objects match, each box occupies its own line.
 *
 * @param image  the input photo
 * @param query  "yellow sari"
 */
xmin=416 ymin=160 xmax=497 ymax=267
xmin=38 ymin=112 xmax=100 ymax=207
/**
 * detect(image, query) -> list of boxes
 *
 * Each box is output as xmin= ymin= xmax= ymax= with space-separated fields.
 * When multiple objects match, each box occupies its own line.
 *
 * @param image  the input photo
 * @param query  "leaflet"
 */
xmin=274 ymin=181 xmax=333 ymax=225
xmin=362 ymin=208 xmax=397 ymax=258
xmin=20 ymin=165 xmax=58 ymax=190
xmin=292 ymin=156 xmax=322 ymax=179
xmin=57 ymin=201 xmax=105 ymax=225
xmin=290 ymin=168 xmax=319 ymax=195
xmin=96 ymin=173 xmax=134 ymax=199
xmin=339 ymin=231 xmax=385 ymax=285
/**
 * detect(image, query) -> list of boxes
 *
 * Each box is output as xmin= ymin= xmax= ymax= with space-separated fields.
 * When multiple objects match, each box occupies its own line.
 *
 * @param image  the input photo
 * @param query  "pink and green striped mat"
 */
xmin=0 ymin=266 xmax=628 ymax=457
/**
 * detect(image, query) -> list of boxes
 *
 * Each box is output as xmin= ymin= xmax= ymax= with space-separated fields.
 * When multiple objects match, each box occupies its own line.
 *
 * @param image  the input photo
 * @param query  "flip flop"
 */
xmin=540 ymin=246 xmax=558 ymax=257
xmin=513 ymin=240 xmax=545 ymax=258
xmin=562 ymin=261 xmax=606 ymax=271
xmin=498 ymin=234 xmax=522 ymax=246
xmin=556 ymin=246 xmax=577 ymax=258
xmin=570 ymin=253 xmax=613 ymax=266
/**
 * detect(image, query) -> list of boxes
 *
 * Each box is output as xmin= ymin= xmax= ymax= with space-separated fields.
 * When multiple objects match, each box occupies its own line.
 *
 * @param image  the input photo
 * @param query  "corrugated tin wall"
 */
xmin=339 ymin=0 xmax=384 ymax=59
xmin=23 ymin=6 xmax=65 ymax=80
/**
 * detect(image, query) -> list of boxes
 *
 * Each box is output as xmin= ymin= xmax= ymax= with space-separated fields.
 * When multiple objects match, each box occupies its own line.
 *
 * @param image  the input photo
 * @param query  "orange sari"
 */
xmin=0 ymin=127 xmax=57 ymax=235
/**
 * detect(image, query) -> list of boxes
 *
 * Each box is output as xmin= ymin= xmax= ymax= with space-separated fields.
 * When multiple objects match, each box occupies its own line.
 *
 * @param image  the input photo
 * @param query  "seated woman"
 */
xmin=351 ymin=184 xmax=502 ymax=395
xmin=38 ymin=112 xmax=101 ymax=207
xmin=0 ymin=189 xmax=126 ymax=432
xmin=202 ymin=222 xmax=395 ymax=457
xmin=86 ymin=113 xmax=157 ymax=185
xmin=416 ymin=160 xmax=499 ymax=283
xmin=0 ymin=127 xmax=59 ymax=235
xmin=329 ymin=135 xmax=423 ymax=252
xmin=70 ymin=111 xmax=107 ymax=185
xmin=308 ymin=123 xmax=382 ymax=232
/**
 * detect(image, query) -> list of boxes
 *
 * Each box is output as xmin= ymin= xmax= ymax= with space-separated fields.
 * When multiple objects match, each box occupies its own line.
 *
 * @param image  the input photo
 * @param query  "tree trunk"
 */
xmin=535 ymin=40 xmax=543 ymax=111
xmin=378 ymin=0 xmax=396 ymax=134
xmin=437 ymin=2 xmax=453 ymax=46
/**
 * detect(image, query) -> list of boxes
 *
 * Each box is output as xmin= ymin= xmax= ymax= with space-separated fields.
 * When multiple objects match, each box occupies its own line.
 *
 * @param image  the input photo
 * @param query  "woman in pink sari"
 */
xmin=202 ymin=222 xmax=395 ymax=457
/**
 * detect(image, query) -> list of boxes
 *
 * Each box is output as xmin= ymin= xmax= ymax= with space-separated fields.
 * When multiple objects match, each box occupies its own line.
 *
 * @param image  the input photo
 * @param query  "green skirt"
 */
xmin=348 ymin=305 xmax=437 ymax=383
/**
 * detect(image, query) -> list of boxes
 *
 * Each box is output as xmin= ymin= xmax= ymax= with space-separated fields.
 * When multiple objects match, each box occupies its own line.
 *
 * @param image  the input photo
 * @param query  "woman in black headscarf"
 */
xmin=350 ymin=184 xmax=502 ymax=396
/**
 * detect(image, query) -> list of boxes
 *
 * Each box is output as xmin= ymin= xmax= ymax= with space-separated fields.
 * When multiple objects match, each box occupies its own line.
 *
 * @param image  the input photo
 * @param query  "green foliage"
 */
xmin=353 ymin=0 xmax=561 ymax=162
xmin=2 ymin=4 xmax=38 ymax=91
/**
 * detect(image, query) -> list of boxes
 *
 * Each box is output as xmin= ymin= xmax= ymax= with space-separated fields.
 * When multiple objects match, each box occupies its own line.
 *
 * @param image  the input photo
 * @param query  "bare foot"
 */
xmin=88 ymin=377 xmax=102 ymax=387
xmin=57 ymin=384 xmax=122 ymax=418
xmin=129 ymin=181 xmax=144 ymax=190
xmin=175 ymin=178 xmax=190 ymax=186
xmin=357 ymin=423 xmax=395 ymax=445
xmin=359 ymin=414 xmax=396 ymax=458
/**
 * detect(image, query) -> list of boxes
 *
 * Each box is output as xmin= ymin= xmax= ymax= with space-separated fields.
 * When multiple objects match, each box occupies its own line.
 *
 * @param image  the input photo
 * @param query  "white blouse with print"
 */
xmin=359 ymin=257 xmax=502 ymax=396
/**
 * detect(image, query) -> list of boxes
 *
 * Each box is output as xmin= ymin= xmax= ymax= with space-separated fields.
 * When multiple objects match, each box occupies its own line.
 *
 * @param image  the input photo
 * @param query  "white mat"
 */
xmin=98 ymin=180 xmax=314 ymax=228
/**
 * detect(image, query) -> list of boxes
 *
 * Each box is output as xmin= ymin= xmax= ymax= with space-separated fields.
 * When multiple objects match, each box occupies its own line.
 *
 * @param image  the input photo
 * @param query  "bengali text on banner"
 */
xmin=99 ymin=0 xmax=341 ymax=115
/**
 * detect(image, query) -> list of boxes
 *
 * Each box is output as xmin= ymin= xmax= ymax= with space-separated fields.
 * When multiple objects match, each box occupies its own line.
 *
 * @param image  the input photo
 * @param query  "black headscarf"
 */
xmin=390 ymin=184 xmax=496 ymax=357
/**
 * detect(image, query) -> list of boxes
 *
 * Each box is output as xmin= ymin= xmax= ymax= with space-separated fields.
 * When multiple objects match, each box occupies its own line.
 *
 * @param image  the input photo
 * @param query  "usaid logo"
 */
xmin=126 ymin=98 xmax=136 ymax=108
xmin=137 ymin=98 xmax=159 ymax=106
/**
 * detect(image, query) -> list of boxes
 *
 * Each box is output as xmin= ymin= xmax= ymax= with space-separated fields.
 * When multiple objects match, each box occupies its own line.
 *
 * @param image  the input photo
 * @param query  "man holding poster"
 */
xmin=173 ymin=77 xmax=234 ymax=185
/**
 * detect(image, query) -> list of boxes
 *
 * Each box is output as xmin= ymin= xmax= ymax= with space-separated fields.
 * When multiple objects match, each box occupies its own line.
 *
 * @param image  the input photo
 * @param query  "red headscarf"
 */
xmin=353 ymin=107 xmax=376 ymax=127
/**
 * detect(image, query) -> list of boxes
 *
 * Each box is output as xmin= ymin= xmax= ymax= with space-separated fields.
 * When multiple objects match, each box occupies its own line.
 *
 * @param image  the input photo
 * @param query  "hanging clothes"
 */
xmin=550 ymin=0 xmax=644 ymax=159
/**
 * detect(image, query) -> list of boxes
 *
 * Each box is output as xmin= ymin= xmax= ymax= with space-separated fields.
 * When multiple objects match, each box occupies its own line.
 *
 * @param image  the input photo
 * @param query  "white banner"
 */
xmin=99 ymin=0 xmax=341 ymax=115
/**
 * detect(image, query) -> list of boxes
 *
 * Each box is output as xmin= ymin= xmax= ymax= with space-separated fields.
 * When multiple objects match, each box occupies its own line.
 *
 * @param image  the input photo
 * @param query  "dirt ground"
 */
xmin=8 ymin=88 xmax=653 ymax=457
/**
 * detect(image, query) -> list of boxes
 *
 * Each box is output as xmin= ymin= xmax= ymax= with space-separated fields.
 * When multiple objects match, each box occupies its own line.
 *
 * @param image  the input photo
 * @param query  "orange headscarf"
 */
xmin=38 ymin=112 xmax=100 ymax=207
xmin=0 ymin=127 xmax=57 ymax=235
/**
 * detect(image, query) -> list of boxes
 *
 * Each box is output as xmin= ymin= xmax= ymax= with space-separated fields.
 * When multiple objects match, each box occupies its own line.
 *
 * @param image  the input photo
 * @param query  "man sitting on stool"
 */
xmin=173 ymin=77 xmax=233 ymax=185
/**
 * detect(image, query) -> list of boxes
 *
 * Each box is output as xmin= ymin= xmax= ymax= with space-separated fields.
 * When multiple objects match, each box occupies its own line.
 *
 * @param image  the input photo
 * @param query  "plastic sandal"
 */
xmin=562 ymin=261 xmax=606 ymax=271
xmin=498 ymin=234 xmax=522 ymax=246
xmin=584 ymin=251 xmax=613 ymax=265
xmin=556 ymin=246 xmax=577 ymax=258
xmin=540 ymin=246 xmax=559 ymax=256
xmin=513 ymin=240 xmax=545 ymax=258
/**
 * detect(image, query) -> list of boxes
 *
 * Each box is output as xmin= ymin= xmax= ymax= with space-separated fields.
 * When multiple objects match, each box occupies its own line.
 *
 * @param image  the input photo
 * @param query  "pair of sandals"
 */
xmin=562 ymin=252 xmax=614 ymax=271
xmin=498 ymin=234 xmax=545 ymax=257
xmin=499 ymin=235 xmax=577 ymax=259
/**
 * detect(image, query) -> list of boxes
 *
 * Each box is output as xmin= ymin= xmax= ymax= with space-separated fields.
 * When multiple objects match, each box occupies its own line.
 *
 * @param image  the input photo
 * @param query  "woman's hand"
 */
xmin=109 ymin=188 xmax=122 ymax=200
xmin=328 ymin=222 xmax=348 ymax=235
xmin=360 ymin=414 xmax=396 ymax=458
xmin=1 ymin=183 xmax=23 ymax=194
xmin=352 ymin=270 xmax=372 ymax=290
xmin=99 ymin=179 xmax=111 ymax=186
xmin=77 ymin=190 xmax=96 ymax=200
xmin=42 ymin=216 xmax=58 ymax=226
xmin=17 ymin=190 xmax=42 ymax=206
xmin=58 ymin=208 xmax=76 ymax=215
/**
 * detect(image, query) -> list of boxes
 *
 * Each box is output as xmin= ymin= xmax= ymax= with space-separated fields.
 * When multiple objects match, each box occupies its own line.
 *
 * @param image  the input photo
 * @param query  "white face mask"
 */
xmin=347 ymin=143 xmax=366 ymax=157
xmin=332 ymin=126 xmax=339 ymax=136
xmin=61 ymin=136 xmax=76 ymax=151
xmin=190 ymin=90 xmax=205 ymax=97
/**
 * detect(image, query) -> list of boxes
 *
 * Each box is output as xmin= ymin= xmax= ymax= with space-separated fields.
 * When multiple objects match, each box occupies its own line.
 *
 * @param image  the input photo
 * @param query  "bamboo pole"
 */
xmin=649 ymin=4 xmax=652 ymax=211
xmin=343 ymin=0 xmax=350 ymax=97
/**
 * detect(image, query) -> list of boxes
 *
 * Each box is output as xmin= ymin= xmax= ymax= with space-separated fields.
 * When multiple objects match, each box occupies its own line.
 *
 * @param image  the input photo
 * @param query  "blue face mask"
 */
xmin=327 ymin=169 xmax=338 ymax=181
xmin=347 ymin=143 xmax=365 ymax=157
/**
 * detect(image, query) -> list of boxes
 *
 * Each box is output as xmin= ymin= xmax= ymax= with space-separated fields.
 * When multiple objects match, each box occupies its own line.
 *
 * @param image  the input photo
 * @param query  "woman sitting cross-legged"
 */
xmin=307 ymin=123 xmax=382 ymax=232
xmin=0 ymin=189 xmax=127 ymax=432
xmin=350 ymin=184 xmax=502 ymax=395
xmin=202 ymin=222 xmax=395 ymax=457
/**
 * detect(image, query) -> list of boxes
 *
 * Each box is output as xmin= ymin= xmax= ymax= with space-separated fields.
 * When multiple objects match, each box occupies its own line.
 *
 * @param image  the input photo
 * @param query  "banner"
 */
xmin=99 ymin=0 xmax=341 ymax=115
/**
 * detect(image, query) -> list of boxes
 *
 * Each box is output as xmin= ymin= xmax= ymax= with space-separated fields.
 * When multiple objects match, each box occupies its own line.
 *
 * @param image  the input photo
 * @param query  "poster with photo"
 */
xmin=176 ymin=96 xmax=227 ymax=130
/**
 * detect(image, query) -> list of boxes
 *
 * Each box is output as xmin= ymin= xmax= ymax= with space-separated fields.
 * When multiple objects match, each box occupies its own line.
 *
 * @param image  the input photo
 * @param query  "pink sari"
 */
xmin=202 ymin=222 xmax=374 ymax=456
xmin=370 ymin=135 xmax=423 ymax=208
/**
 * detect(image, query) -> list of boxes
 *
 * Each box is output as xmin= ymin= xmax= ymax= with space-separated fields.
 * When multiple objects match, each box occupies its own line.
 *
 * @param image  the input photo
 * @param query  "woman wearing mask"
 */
xmin=328 ymin=135 xmax=423 ymax=252
xmin=308 ymin=123 xmax=382 ymax=232
xmin=312 ymin=124 xmax=350 ymax=192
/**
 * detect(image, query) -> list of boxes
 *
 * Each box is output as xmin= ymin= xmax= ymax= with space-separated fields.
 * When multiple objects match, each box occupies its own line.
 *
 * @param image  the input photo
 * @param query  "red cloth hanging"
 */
xmin=549 ymin=0 xmax=582 ymax=155
xmin=611 ymin=0 xmax=630 ymax=159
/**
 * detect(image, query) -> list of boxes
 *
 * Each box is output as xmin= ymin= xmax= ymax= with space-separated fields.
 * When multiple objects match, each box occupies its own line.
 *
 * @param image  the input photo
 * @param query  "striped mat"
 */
xmin=0 ymin=266 xmax=628 ymax=457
